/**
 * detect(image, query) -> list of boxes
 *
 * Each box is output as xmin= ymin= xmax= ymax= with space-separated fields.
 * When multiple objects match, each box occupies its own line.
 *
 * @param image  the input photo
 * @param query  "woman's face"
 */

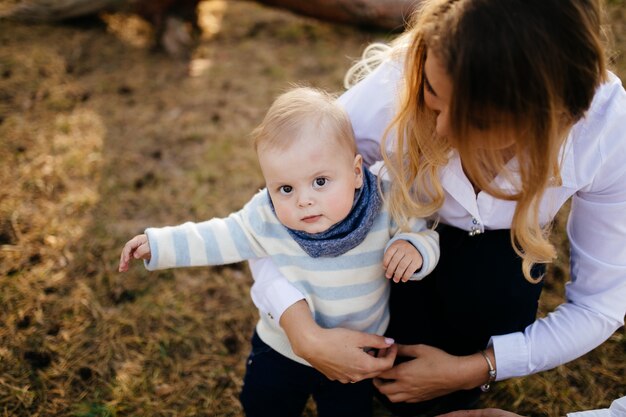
xmin=423 ymin=52 xmax=453 ymax=138
xmin=423 ymin=52 xmax=515 ymax=151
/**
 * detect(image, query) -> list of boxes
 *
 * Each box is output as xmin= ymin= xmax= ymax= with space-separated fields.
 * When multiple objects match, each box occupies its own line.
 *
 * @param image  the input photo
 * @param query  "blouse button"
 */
xmin=469 ymin=218 xmax=482 ymax=236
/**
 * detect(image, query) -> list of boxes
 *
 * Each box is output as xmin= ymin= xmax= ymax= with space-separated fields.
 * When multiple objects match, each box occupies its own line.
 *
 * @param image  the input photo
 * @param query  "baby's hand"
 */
xmin=383 ymin=240 xmax=423 ymax=283
xmin=118 ymin=234 xmax=151 ymax=272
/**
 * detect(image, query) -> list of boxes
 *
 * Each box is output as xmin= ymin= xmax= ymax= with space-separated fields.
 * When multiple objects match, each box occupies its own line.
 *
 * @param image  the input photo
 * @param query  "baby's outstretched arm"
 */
xmin=383 ymin=240 xmax=423 ymax=283
xmin=118 ymin=234 xmax=151 ymax=272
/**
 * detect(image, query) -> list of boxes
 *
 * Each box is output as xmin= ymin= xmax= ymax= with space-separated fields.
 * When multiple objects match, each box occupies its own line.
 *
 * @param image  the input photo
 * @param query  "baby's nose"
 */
xmin=297 ymin=193 xmax=314 ymax=207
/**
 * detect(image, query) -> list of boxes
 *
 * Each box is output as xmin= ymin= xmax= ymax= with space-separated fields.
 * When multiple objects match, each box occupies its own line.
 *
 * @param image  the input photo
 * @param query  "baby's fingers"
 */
xmin=119 ymin=242 xmax=136 ymax=272
xmin=392 ymin=256 xmax=414 ymax=283
xmin=385 ymin=253 xmax=405 ymax=282
xmin=118 ymin=234 xmax=149 ymax=272
xmin=400 ymin=258 xmax=421 ymax=282
xmin=383 ymin=245 xmax=399 ymax=269
xmin=133 ymin=241 xmax=151 ymax=260
xmin=118 ymin=252 xmax=129 ymax=272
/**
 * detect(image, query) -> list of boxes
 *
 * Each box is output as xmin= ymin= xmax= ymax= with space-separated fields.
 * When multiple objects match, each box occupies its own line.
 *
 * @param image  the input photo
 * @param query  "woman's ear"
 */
xmin=354 ymin=154 xmax=364 ymax=189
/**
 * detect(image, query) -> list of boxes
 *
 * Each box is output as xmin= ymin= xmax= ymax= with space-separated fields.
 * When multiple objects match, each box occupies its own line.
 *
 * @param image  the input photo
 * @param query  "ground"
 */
xmin=0 ymin=1 xmax=625 ymax=416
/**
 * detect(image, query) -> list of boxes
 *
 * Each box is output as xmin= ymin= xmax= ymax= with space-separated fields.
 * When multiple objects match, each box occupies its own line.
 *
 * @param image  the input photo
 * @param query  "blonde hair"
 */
xmin=350 ymin=0 xmax=608 ymax=282
xmin=252 ymin=87 xmax=356 ymax=156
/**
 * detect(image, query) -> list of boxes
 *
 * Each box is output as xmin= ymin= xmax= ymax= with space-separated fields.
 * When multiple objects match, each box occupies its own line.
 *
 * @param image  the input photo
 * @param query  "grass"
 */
xmin=1 ymin=1 xmax=625 ymax=416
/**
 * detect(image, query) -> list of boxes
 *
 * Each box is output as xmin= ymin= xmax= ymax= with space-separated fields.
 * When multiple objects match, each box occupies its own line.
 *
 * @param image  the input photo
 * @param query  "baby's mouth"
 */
xmin=301 ymin=215 xmax=322 ymax=223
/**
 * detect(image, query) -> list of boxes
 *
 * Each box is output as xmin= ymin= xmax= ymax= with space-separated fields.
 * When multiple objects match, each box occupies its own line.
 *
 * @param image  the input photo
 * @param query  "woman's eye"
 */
xmin=424 ymin=76 xmax=436 ymax=96
xmin=312 ymin=178 xmax=327 ymax=188
xmin=471 ymin=118 xmax=490 ymax=131
xmin=279 ymin=185 xmax=293 ymax=195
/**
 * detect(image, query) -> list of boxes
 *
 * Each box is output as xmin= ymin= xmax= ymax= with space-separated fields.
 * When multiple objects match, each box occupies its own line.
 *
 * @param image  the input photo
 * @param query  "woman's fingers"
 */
xmin=374 ymin=344 xmax=466 ymax=403
xmin=437 ymin=410 xmax=525 ymax=417
xmin=294 ymin=326 xmax=397 ymax=382
xmin=341 ymin=333 xmax=398 ymax=380
xmin=360 ymin=333 xmax=395 ymax=350
xmin=372 ymin=376 xmax=416 ymax=403
xmin=395 ymin=343 xmax=421 ymax=358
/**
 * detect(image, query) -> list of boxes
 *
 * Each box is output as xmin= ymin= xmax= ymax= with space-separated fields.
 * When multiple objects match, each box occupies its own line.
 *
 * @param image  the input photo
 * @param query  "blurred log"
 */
xmin=254 ymin=0 xmax=419 ymax=31
xmin=0 ymin=0 xmax=196 ymax=23
xmin=0 ymin=0 xmax=119 ymax=21
xmin=1 ymin=0 xmax=200 ymax=58
xmin=0 ymin=0 xmax=417 ymax=56
xmin=2 ymin=0 xmax=419 ymax=31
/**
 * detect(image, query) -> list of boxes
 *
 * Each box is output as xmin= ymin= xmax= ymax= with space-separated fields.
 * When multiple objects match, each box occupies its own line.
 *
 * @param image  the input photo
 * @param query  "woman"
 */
xmin=249 ymin=0 xmax=626 ymax=415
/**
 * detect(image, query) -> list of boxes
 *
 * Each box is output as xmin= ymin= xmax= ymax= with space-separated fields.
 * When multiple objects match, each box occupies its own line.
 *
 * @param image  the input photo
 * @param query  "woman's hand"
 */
xmin=373 ymin=344 xmax=491 ymax=403
xmin=280 ymin=300 xmax=398 ymax=383
xmin=438 ymin=410 xmax=524 ymax=417
xmin=298 ymin=327 xmax=399 ymax=383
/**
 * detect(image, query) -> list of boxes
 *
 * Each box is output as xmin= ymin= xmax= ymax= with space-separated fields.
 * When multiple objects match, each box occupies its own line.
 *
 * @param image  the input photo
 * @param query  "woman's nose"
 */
xmin=436 ymin=110 xmax=451 ymax=137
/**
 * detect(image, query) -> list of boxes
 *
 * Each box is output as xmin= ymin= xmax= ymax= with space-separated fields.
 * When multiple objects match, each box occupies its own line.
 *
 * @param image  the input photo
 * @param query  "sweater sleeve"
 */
xmin=144 ymin=191 xmax=270 ymax=271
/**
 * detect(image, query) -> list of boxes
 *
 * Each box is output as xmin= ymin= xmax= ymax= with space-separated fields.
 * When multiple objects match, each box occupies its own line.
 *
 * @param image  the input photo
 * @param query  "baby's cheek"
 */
xmin=328 ymin=192 xmax=355 ymax=220
xmin=274 ymin=204 xmax=296 ymax=228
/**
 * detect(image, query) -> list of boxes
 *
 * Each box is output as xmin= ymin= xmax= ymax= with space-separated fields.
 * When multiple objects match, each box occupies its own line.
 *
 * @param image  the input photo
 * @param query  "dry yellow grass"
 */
xmin=1 ymin=1 xmax=624 ymax=416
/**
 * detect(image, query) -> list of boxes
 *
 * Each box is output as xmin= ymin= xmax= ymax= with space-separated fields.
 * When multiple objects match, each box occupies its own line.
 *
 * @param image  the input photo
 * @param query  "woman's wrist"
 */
xmin=458 ymin=347 xmax=497 ymax=391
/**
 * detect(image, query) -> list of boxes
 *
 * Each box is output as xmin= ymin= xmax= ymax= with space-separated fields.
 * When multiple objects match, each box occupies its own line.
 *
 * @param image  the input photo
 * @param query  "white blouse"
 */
xmin=249 ymin=59 xmax=626 ymax=380
xmin=567 ymin=396 xmax=626 ymax=417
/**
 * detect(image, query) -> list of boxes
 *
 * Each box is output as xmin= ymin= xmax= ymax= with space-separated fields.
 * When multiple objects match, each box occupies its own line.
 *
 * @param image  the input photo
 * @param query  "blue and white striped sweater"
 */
xmin=145 ymin=186 xmax=439 ymax=366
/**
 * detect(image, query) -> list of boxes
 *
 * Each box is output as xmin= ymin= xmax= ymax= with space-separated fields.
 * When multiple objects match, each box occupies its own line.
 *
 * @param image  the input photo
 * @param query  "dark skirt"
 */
xmin=379 ymin=224 xmax=544 ymax=416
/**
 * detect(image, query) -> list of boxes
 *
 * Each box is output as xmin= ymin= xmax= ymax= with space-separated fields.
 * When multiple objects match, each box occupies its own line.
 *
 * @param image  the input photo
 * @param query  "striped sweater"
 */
xmin=144 ymin=184 xmax=439 ymax=366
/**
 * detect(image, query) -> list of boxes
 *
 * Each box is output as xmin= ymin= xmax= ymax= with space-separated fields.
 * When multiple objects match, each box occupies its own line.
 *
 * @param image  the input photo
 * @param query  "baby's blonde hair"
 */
xmin=252 ymin=87 xmax=356 ymax=156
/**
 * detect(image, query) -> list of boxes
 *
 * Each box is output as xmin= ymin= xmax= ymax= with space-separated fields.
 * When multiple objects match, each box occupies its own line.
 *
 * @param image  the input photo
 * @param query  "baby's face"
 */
xmin=258 ymin=134 xmax=363 ymax=234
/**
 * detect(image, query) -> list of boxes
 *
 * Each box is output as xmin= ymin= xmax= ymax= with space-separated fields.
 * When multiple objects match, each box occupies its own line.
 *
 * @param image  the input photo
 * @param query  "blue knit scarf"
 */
xmin=268 ymin=168 xmax=383 ymax=258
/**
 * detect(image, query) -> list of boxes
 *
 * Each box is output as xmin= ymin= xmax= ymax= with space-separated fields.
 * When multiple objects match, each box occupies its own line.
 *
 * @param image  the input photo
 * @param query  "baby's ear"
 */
xmin=354 ymin=154 xmax=364 ymax=188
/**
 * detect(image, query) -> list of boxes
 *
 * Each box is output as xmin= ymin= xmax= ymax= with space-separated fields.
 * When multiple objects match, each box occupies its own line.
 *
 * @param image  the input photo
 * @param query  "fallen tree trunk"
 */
xmin=0 ymin=0 xmax=121 ymax=21
xmin=2 ymin=0 xmax=419 ymax=31
xmin=254 ymin=0 xmax=418 ymax=31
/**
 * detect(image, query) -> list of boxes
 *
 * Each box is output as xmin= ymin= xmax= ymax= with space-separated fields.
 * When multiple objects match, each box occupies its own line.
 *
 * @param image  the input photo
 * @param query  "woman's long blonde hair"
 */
xmin=347 ymin=0 xmax=608 ymax=282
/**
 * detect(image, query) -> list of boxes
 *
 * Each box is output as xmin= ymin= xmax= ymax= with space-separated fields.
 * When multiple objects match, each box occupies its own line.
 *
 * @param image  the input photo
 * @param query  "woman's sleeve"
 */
xmin=249 ymin=59 xmax=402 ymax=321
xmin=249 ymin=257 xmax=306 ymax=323
xmin=567 ymin=396 xmax=626 ymax=417
xmin=490 ymin=85 xmax=626 ymax=380
xmin=338 ymin=59 xmax=402 ymax=167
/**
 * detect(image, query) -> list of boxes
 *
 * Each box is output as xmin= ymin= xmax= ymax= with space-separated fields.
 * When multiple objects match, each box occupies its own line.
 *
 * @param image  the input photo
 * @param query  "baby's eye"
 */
xmin=279 ymin=185 xmax=293 ymax=195
xmin=312 ymin=177 xmax=327 ymax=189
